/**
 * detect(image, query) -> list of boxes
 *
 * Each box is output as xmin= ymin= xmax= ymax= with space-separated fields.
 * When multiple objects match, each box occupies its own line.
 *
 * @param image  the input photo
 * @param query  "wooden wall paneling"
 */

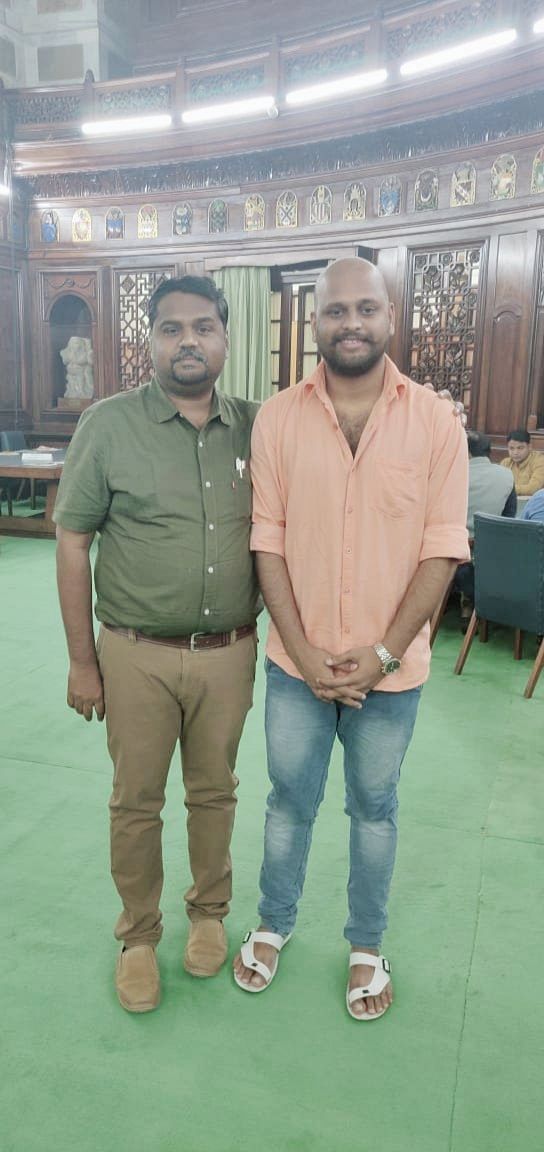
xmin=0 ymin=263 xmax=27 ymax=428
xmin=34 ymin=267 xmax=99 ymax=426
xmin=480 ymin=230 xmax=537 ymax=435
xmin=527 ymin=231 xmax=544 ymax=431
xmin=99 ymin=264 xmax=115 ymax=403
xmin=375 ymin=245 xmax=407 ymax=370
xmin=183 ymin=260 xmax=205 ymax=275
xmin=18 ymin=260 xmax=32 ymax=427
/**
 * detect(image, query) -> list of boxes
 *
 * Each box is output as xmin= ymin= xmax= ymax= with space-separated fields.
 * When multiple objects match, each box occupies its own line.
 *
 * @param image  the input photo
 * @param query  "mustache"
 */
xmin=172 ymin=351 xmax=206 ymax=364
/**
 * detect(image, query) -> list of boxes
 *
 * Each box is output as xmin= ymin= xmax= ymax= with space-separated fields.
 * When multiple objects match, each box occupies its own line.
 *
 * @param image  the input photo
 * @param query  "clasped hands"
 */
xmin=297 ymin=644 xmax=384 ymax=708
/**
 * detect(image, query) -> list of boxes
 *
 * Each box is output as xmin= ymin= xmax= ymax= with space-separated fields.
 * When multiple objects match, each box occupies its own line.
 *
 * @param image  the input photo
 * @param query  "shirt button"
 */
xmin=345 ymin=627 xmax=351 ymax=634
xmin=205 ymin=481 xmax=211 ymax=489
xmin=209 ymin=523 xmax=215 ymax=530
xmin=204 ymin=608 xmax=210 ymax=616
xmin=344 ymin=587 xmax=351 ymax=593
xmin=198 ymin=441 xmax=204 ymax=448
xmin=208 ymin=566 xmax=214 ymax=574
xmin=347 ymin=507 xmax=353 ymax=514
xmin=346 ymin=547 xmax=352 ymax=554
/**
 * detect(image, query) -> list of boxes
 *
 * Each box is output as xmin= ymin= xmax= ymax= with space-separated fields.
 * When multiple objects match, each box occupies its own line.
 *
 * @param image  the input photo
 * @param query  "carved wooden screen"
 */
xmin=406 ymin=245 xmax=485 ymax=411
xmin=116 ymin=268 xmax=173 ymax=390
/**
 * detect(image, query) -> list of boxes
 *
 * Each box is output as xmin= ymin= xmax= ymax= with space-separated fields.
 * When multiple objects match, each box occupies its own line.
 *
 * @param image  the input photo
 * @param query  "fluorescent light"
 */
xmin=400 ymin=28 xmax=517 ymax=76
xmin=285 ymin=69 xmax=388 ymax=106
xmin=0 ymin=183 xmax=10 ymax=196
xmin=182 ymin=95 xmax=277 ymax=125
xmin=81 ymin=113 xmax=172 ymax=137
xmin=534 ymin=17 xmax=544 ymax=33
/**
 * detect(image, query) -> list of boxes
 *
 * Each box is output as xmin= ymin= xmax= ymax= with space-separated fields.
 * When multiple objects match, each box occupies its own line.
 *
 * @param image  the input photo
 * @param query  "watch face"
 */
xmin=383 ymin=657 xmax=401 ymax=674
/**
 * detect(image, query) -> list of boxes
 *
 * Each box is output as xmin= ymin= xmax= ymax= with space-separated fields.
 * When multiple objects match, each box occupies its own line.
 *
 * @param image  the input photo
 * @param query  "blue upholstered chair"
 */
xmin=454 ymin=513 xmax=544 ymax=698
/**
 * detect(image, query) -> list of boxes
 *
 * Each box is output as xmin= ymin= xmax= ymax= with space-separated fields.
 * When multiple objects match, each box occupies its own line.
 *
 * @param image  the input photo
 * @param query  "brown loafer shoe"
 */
xmin=115 ymin=945 xmax=160 ymax=1013
xmin=184 ymin=920 xmax=227 ymax=978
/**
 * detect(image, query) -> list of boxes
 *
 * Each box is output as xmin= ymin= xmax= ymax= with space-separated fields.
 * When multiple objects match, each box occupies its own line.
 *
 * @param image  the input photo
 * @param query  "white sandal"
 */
xmin=234 ymin=930 xmax=292 ymax=993
xmin=346 ymin=951 xmax=392 ymax=1021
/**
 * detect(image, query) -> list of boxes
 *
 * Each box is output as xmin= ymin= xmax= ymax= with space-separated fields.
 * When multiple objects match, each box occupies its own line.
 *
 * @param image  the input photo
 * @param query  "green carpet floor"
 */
xmin=1 ymin=535 xmax=542 ymax=1152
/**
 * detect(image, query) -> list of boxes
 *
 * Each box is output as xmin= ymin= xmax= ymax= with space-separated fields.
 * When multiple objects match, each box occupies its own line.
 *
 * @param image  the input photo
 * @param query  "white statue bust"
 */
xmin=60 ymin=336 xmax=94 ymax=399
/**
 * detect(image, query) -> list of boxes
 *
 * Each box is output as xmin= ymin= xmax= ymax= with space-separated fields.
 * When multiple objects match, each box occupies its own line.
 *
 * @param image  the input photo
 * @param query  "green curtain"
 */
xmin=213 ymin=266 xmax=272 ymax=402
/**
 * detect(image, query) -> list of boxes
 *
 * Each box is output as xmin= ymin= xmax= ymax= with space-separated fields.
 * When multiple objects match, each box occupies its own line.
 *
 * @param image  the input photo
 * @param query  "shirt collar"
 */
xmin=148 ymin=377 xmax=231 ymax=426
xmin=302 ymin=354 xmax=407 ymax=403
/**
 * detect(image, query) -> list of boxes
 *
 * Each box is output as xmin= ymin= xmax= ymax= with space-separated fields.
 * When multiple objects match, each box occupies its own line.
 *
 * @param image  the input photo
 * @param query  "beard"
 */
xmin=168 ymin=354 xmax=209 ymax=389
xmin=317 ymin=337 xmax=386 ymax=377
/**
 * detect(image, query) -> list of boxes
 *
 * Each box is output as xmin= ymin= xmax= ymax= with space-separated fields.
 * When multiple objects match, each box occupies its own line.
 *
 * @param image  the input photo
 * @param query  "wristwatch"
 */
xmin=373 ymin=643 xmax=402 ymax=675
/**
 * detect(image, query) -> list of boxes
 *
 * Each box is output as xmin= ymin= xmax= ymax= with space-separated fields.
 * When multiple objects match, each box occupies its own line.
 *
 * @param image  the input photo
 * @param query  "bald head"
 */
xmin=315 ymin=258 xmax=390 ymax=308
xmin=311 ymin=257 xmax=394 ymax=379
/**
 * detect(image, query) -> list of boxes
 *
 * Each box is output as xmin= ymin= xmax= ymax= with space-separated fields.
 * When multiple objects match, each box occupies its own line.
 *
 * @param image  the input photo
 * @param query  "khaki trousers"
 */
xmin=96 ymin=625 xmax=256 ymax=947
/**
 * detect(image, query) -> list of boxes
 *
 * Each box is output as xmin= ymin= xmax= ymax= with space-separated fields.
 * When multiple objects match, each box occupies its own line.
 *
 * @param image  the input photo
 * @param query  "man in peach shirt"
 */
xmin=234 ymin=258 xmax=469 ymax=1020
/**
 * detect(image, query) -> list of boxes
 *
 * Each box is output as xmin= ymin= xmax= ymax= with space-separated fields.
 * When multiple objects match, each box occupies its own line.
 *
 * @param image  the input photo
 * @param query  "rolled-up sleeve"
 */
xmin=53 ymin=406 xmax=112 ymax=532
xmin=419 ymin=405 xmax=471 ymax=563
xmin=250 ymin=401 xmax=286 ymax=556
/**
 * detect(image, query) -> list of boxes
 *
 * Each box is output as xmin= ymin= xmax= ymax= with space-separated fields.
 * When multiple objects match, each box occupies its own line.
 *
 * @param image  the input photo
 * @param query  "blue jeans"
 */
xmin=258 ymin=660 xmax=422 ymax=948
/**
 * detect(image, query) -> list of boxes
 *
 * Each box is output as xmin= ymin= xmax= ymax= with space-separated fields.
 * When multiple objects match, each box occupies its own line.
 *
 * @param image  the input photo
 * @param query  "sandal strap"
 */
xmin=239 ymin=930 xmax=289 ymax=986
xmin=349 ymin=951 xmax=391 ymax=973
xmin=348 ymin=966 xmax=391 ymax=1004
xmin=239 ymin=947 xmax=273 ymax=985
xmin=244 ymin=930 xmax=287 ymax=951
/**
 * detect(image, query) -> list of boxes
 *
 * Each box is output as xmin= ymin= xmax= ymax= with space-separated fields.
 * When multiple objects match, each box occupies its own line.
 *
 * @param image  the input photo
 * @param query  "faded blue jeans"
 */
xmin=258 ymin=659 xmax=422 ymax=948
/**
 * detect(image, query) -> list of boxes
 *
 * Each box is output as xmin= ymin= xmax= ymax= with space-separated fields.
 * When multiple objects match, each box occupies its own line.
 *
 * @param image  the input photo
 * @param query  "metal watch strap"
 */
xmin=373 ymin=643 xmax=401 ymax=673
xmin=374 ymin=643 xmax=393 ymax=664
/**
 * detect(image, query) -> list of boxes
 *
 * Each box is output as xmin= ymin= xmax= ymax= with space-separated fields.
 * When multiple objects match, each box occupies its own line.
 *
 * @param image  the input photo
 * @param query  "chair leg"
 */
xmin=514 ymin=629 xmax=523 ymax=660
xmin=479 ymin=619 xmax=489 ymax=643
xmin=524 ymin=636 xmax=544 ymax=699
xmin=429 ymin=575 xmax=455 ymax=648
xmin=7 ymin=490 xmax=13 ymax=516
xmin=454 ymin=610 xmax=478 ymax=674
xmin=30 ymin=478 xmax=36 ymax=509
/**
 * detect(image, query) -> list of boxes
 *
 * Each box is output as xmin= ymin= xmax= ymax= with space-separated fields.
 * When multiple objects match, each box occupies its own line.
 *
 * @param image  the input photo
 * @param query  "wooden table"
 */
xmin=0 ymin=462 xmax=63 ymax=538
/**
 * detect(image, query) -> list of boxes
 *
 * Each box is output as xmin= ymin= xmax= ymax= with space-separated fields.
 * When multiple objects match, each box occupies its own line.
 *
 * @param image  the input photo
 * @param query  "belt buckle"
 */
xmin=190 ymin=631 xmax=206 ymax=652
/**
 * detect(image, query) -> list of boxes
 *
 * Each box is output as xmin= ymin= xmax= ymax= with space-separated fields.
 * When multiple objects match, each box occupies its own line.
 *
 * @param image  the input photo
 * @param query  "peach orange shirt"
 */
xmin=250 ymin=356 xmax=470 ymax=692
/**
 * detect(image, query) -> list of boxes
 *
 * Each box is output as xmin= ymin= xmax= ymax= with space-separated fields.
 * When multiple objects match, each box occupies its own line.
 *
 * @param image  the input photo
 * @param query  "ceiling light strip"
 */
xmin=400 ymin=28 xmax=517 ymax=76
xmin=81 ymin=113 xmax=173 ymax=137
xmin=285 ymin=69 xmax=388 ymax=106
xmin=182 ymin=96 xmax=277 ymax=125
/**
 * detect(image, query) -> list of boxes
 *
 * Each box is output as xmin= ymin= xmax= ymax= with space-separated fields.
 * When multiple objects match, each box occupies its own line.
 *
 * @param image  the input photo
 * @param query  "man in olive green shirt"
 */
xmin=55 ymin=276 xmax=259 ymax=1013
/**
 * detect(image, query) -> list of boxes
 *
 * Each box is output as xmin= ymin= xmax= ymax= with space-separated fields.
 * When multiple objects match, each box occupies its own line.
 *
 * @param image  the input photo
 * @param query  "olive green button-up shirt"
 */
xmin=53 ymin=378 xmax=260 ymax=635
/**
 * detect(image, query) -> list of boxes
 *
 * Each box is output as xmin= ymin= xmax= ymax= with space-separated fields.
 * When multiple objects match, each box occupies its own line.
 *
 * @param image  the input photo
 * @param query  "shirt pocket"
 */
xmin=221 ymin=470 xmax=252 ymax=521
xmin=371 ymin=459 xmax=423 ymax=518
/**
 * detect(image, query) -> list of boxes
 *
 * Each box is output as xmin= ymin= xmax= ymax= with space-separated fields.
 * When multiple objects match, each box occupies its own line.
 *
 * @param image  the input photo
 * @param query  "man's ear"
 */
xmin=389 ymin=301 xmax=395 ymax=337
xmin=224 ymin=330 xmax=230 ymax=358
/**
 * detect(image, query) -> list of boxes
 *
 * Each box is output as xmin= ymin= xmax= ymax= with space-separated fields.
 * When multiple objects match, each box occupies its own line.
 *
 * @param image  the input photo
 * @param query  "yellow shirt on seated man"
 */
xmin=501 ymin=429 xmax=544 ymax=496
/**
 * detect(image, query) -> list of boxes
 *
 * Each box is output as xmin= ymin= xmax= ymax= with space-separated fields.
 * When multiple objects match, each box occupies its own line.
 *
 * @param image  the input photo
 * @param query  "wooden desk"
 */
xmin=0 ymin=462 xmax=63 ymax=538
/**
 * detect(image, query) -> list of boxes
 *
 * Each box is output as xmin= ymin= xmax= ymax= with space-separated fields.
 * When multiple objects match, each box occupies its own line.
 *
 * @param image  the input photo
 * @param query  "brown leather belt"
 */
xmin=103 ymin=621 xmax=256 ymax=651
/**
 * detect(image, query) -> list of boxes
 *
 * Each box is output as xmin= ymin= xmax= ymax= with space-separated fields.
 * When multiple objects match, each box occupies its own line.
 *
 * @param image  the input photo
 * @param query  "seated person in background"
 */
xmin=521 ymin=488 xmax=544 ymax=523
xmin=501 ymin=428 xmax=544 ymax=496
xmin=457 ymin=430 xmax=517 ymax=620
xmin=467 ymin=430 xmax=516 ymax=533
